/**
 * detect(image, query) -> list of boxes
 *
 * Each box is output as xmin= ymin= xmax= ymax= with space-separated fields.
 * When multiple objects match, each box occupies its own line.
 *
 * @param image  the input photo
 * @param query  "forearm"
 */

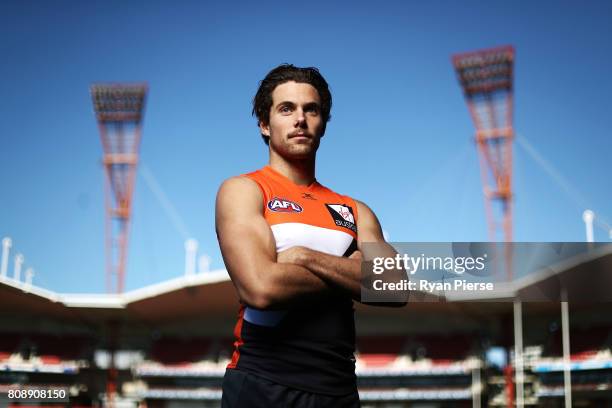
xmin=260 ymin=261 xmax=332 ymax=308
xmin=290 ymin=247 xmax=409 ymax=307
xmin=294 ymin=248 xmax=362 ymax=300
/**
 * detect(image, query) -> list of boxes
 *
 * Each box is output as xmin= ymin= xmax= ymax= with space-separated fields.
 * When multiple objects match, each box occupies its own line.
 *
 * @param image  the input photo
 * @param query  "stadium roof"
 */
xmin=0 ymin=270 xmax=237 ymax=324
xmin=442 ymin=243 xmax=612 ymax=302
xmin=1 ymin=244 xmax=610 ymax=326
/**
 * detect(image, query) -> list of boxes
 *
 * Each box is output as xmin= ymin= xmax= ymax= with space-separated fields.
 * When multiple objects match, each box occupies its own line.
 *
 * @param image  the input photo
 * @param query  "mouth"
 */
xmin=289 ymin=132 xmax=312 ymax=139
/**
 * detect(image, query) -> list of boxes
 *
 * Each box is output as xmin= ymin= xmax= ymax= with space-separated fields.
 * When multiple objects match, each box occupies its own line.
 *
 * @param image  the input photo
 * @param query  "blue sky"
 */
xmin=1 ymin=0 xmax=610 ymax=293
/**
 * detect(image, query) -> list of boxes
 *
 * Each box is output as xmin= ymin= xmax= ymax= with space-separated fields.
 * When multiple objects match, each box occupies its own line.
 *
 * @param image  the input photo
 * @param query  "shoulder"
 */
xmin=351 ymin=199 xmax=384 ymax=242
xmin=218 ymin=175 xmax=261 ymax=195
xmin=354 ymin=199 xmax=373 ymax=215
xmin=353 ymin=199 xmax=382 ymax=227
xmin=217 ymin=167 xmax=269 ymax=195
xmin=216 ymin=176 xmax=264 ymax=212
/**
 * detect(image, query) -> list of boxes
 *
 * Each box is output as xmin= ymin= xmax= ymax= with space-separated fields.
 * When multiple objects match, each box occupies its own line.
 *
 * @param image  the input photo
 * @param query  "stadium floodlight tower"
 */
xmin=454 ymin=46 xmax=520 ymax=408
xmin=452 ymin=45 xmax=515 ymax=244
xmin=91 ymin=83 xmax=147 ymax=294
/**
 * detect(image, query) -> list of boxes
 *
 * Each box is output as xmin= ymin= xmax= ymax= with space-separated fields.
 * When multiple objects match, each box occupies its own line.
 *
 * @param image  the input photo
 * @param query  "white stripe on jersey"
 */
xmin=271 ymin=222 xmax=354 ymax=256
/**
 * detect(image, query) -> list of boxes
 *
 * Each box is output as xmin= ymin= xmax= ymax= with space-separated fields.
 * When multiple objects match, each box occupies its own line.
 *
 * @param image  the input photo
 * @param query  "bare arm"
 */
xmin=353 ymin=200 xmax=408 ymax=306
xmin=279 ymin=200 xmax=407 ymax=306
xmin=215 ymin=176 xmax=331 ymax=309
xmin=278 ymin=244 xmax=363 ymax=299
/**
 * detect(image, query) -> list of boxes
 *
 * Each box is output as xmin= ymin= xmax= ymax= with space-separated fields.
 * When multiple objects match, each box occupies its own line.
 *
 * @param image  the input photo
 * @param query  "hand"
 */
xmin=349 ymin=250 xmax=362 ymax=260
xmin=277 ymin=246 xmax=308 ymax=265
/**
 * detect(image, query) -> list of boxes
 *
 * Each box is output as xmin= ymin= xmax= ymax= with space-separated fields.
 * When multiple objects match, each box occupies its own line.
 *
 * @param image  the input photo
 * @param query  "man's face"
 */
xmin=260 ymin=81 xmax=325 ymax=160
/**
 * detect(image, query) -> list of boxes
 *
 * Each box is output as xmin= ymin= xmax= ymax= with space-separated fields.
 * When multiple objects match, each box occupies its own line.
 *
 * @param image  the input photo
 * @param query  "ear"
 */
xmin=259 ymin=121 xmax=270 ymax=137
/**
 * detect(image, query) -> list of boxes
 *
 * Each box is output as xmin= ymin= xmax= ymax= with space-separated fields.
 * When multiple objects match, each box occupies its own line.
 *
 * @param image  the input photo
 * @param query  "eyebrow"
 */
xmin=275 ymin=101 xmax=320 ymax=109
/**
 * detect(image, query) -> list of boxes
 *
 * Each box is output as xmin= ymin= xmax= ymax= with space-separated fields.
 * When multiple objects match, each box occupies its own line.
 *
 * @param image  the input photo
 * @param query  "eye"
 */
xmin=279 ymin=105 xmax=292 ymax=114
xmin=305 ymin=105 xmax=320 ymax=115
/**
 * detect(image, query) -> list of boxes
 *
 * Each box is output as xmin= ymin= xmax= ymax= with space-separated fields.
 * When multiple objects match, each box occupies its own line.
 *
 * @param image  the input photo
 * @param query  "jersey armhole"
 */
xmin=350 ymin=197 xmax=359 ymax=225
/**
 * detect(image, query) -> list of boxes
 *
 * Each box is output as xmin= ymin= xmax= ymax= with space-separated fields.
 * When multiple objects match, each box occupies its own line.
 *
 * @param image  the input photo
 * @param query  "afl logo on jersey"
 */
xmin=267 ymin=197 xmax=303 ymax=213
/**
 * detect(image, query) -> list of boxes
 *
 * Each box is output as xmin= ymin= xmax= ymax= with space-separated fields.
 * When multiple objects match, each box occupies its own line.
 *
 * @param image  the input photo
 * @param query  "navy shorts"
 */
xmin=221 ymin=369 xmax=360 ymax=408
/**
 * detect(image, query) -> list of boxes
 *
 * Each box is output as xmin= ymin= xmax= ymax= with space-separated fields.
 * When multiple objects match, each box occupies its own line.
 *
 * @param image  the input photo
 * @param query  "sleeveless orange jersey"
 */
xmin=227 ymin=165 xmax=359 ymax=395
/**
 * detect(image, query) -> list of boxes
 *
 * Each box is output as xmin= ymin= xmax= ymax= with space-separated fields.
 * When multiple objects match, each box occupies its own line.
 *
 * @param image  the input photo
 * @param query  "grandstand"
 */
xmin=1 ymin=247 xmax=610 ymax=407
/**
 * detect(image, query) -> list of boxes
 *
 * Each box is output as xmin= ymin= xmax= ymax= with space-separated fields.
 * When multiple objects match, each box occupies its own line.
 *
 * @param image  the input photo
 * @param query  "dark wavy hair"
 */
xmin=253 ymin=64 xmax=332 ymax=145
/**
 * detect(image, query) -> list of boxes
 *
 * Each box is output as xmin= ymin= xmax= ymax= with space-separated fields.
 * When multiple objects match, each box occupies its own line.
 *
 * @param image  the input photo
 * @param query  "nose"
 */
xmin=295 ymin=109 xmax=306 ymax=128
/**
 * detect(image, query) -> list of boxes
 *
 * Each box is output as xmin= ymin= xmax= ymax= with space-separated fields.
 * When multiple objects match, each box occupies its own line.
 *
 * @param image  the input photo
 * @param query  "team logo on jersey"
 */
xmin=267 ymin=197 xmax=303 ymax=213
xmin=325 ymin=204 xmax=357 ymax=233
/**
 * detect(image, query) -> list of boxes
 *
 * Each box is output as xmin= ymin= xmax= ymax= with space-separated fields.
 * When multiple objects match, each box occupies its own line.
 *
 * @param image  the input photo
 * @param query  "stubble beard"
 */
xmin=271 ymin=132 xmax=320 ymax=162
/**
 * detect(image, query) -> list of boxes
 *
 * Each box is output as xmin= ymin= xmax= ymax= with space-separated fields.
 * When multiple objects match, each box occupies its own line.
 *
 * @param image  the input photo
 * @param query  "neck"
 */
xmin=268 ymin=153 xmax=316 ymax=186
